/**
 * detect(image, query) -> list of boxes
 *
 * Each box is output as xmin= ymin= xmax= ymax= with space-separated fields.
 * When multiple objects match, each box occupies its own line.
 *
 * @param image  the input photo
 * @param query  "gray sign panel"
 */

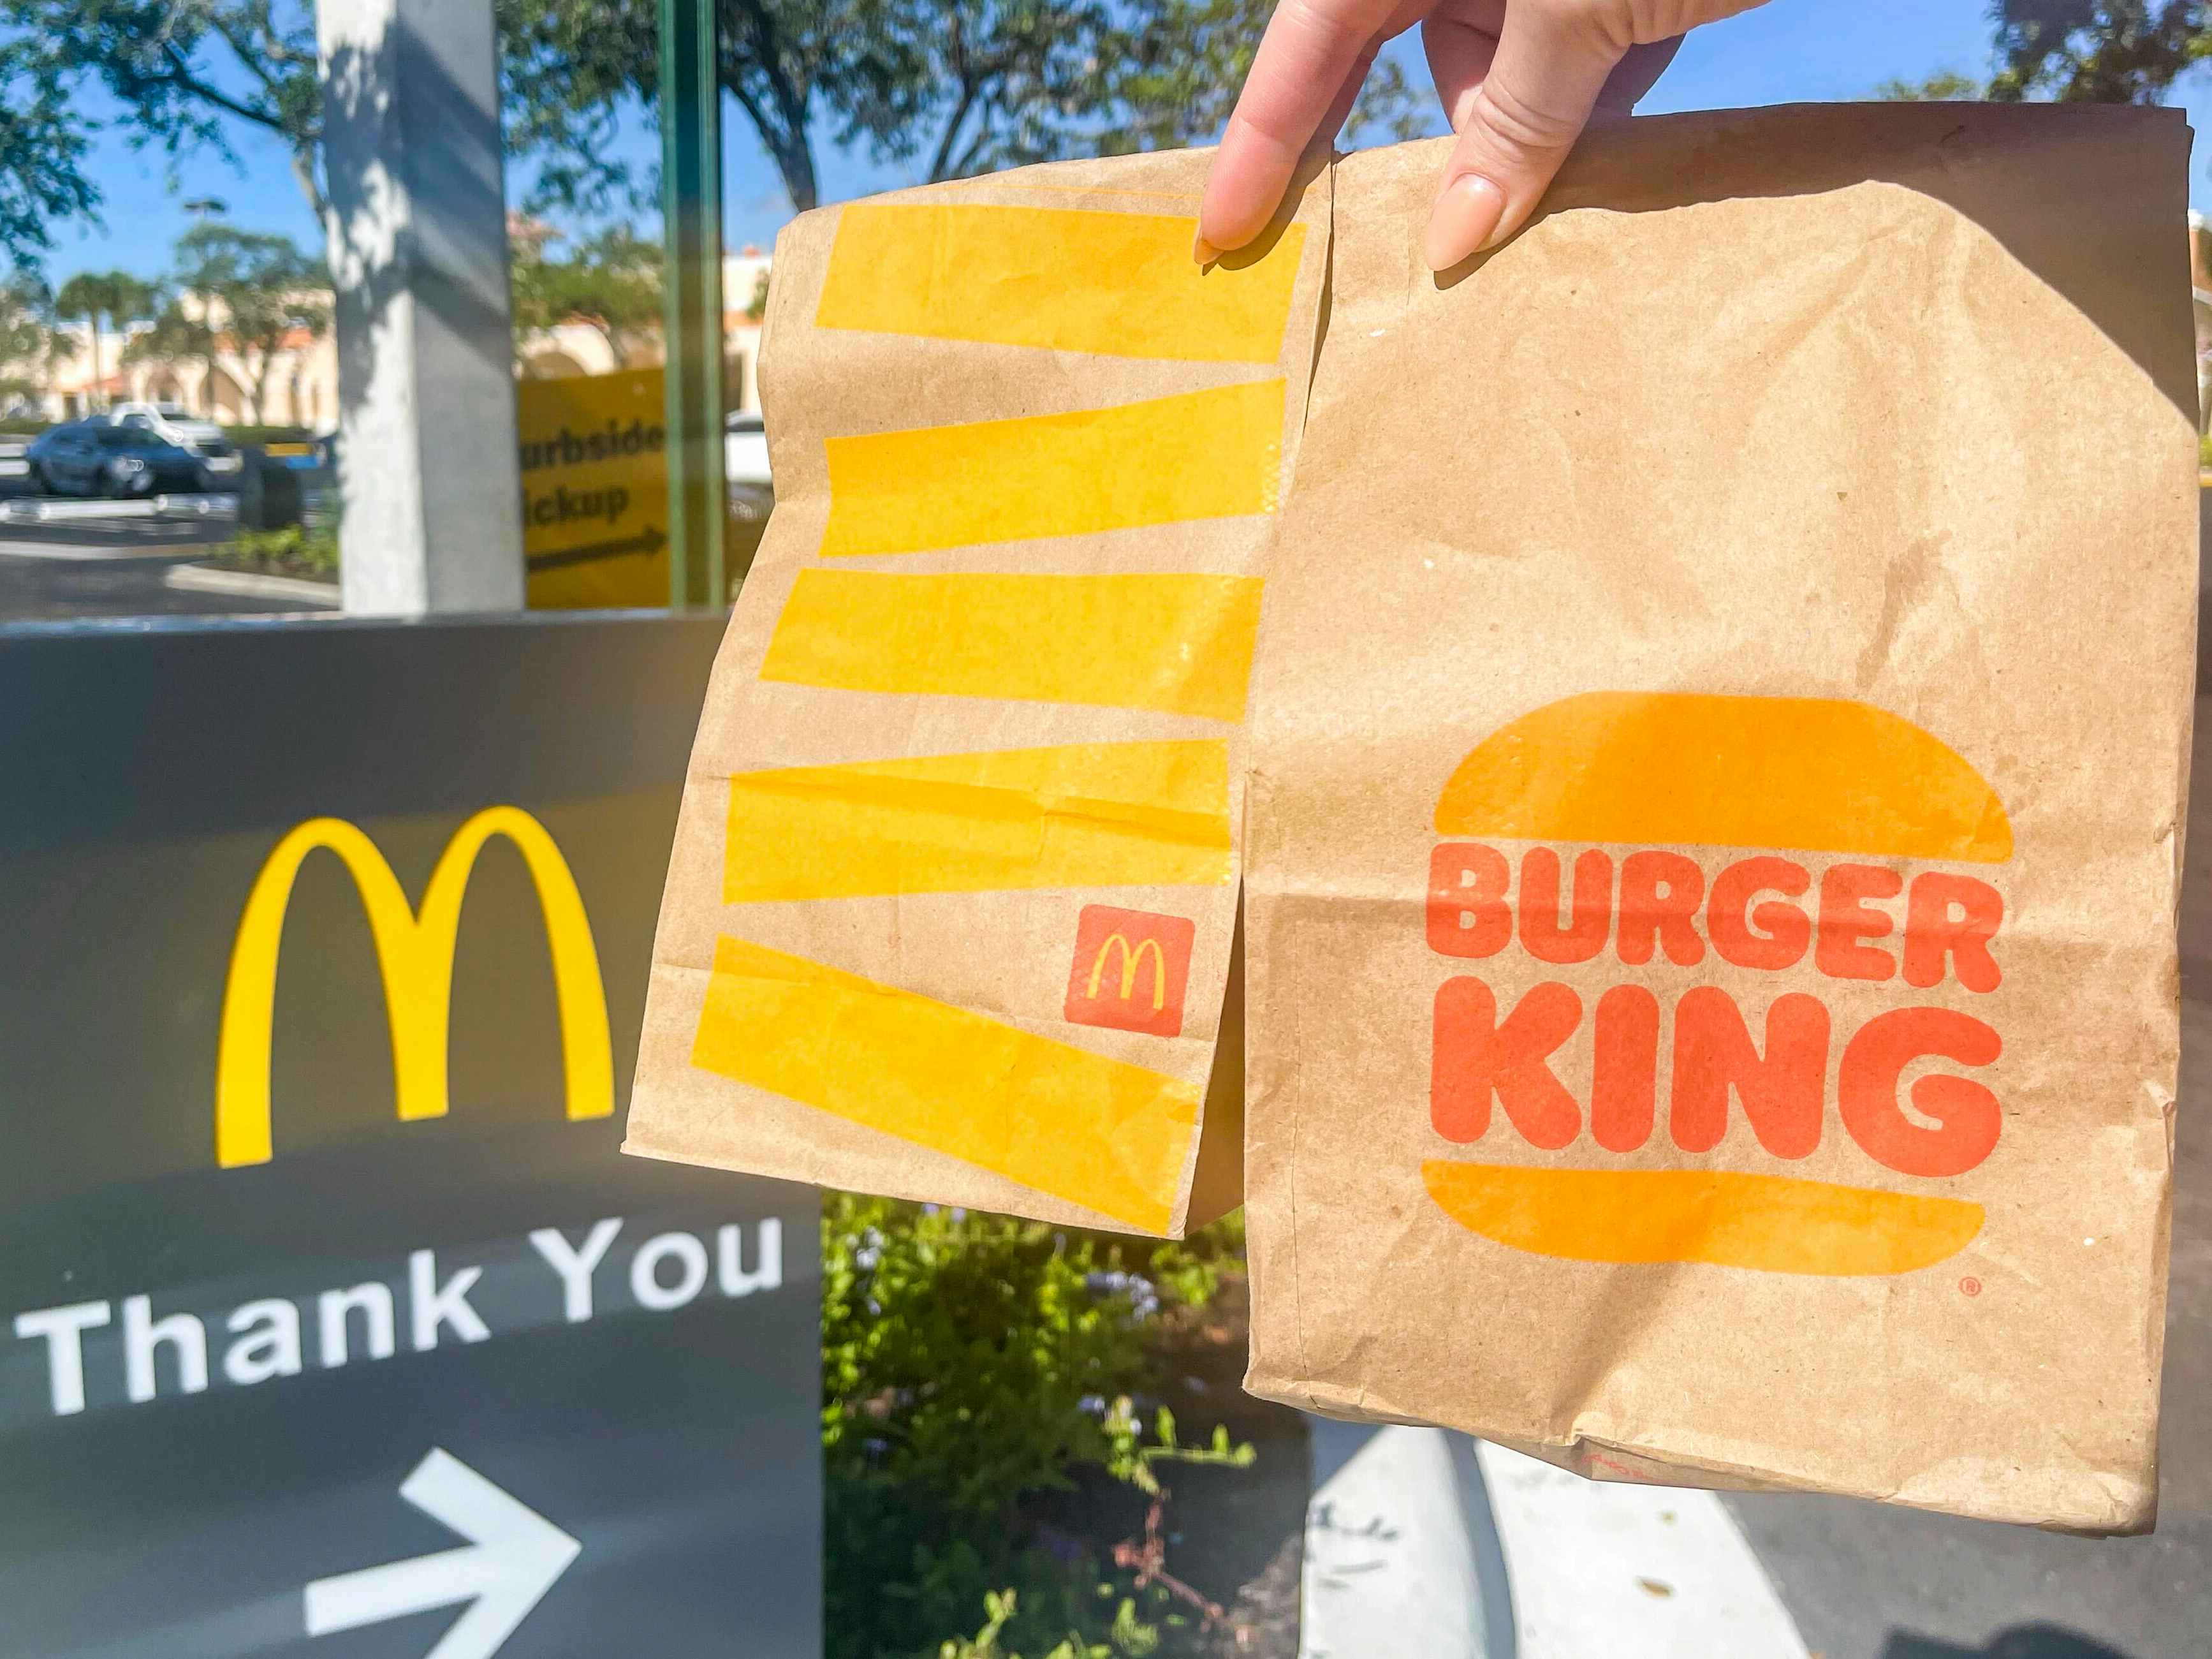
xmin=0 ymin=612 xmax=819 ymax=1657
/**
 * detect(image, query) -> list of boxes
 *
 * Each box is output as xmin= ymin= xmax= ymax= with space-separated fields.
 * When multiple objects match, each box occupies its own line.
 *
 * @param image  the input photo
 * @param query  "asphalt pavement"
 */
xmin=0 ymin=504 xmax=309 ymax=622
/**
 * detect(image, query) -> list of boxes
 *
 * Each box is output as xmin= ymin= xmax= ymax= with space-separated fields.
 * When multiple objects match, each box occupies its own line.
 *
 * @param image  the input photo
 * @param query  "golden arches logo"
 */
xmin=1088 ymin=934 xmax=1169 ymax=1012
xmin=215 ymin=807 xmax=612 ymax=1169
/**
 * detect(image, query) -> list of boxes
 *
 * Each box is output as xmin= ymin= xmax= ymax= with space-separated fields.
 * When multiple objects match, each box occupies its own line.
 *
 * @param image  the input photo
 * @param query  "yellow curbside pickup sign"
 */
xmin=519 ymin=367 xmax=670 ymax=610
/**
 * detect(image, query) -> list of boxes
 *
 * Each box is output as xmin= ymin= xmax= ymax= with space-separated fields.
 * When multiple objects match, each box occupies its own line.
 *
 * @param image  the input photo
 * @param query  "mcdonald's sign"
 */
xmin=215 ymin=807 xmax=613 ymax=1169
xmin=1062 ymin=904 xmax=1195 ymax=1038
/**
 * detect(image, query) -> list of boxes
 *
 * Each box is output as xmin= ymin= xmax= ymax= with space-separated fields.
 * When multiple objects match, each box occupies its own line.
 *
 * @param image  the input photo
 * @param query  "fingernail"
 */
xmin=1425 ymin=175 xmax=1505 ymax=272
xmin=1193 ymin=233 xmax=1221 ymax=267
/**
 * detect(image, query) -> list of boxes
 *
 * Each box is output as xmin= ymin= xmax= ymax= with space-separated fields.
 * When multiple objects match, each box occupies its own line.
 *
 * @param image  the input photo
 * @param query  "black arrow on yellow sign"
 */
xmin=526 ymin=524 xmax=668 ymax=573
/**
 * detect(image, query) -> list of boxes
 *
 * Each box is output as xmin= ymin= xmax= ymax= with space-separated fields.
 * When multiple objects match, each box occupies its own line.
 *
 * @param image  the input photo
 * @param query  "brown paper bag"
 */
xmin=1241 ymin=104 xmax=2197 ymax=1531
xmin=624 ymin=148 xmax=1328 ymax=1237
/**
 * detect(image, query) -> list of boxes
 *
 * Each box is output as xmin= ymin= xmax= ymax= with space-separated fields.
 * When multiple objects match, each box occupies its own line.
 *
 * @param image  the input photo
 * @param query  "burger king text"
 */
xmin=1427 ymin=841 xmax=2003 ymax=1181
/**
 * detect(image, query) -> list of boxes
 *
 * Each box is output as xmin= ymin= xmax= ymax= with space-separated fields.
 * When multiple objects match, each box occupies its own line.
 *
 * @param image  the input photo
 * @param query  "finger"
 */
xmin=1316 ymin=38 xmax=1384 ymax=151
xmin=1428 ymin=10 xmax=1662 ymax=131
xmin=1591 ymin=37 xmax=1682 ymax=120
xmin=1199 ymin=0 xmax=1400 ymax=257
xmin=1423 ymin=4 xmax=1626 ymax=270
xmin=1422 ymin=11 xmax=1500 ymax=133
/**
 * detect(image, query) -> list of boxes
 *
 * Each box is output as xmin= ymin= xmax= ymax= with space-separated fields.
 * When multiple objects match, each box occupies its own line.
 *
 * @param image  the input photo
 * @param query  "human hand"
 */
xmin=1197 ymin=0 xmax=1766 ymax=270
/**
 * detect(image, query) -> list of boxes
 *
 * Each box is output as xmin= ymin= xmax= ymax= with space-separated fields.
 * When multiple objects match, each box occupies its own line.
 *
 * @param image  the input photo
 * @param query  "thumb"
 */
xmin=1425 ymin=5 xmax=1625 ymax=271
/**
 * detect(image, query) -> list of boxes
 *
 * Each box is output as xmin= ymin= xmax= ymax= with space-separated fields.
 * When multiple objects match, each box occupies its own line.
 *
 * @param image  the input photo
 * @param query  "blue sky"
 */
xmin=36 ymin=0 xmax=2212 ymax=284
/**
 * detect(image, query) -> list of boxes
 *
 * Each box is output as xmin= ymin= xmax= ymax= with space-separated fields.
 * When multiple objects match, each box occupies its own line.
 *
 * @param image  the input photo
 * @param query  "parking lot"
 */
xmin=0 ymin=441 xmax=334 ymax=621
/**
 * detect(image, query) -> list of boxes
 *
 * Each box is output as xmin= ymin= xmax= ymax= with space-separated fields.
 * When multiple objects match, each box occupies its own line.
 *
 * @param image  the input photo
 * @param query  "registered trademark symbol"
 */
xmin=1959 ymin=1276 xmax=1982 ymax=1297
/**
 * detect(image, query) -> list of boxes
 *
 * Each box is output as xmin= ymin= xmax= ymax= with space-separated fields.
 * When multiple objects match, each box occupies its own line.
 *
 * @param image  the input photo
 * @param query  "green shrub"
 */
xmin=227 ymin=522 xmax=339 ymax=579
xmin=822 ymin=1195 xmax=1245 ymax=1659
xmin=937 ymin=1590 xmax=1161 ymax=1659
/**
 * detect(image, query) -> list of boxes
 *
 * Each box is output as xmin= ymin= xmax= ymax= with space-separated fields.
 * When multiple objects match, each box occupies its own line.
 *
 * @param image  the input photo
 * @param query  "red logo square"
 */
xmin=1064 ymin=906 xmax=1195 ymax=1038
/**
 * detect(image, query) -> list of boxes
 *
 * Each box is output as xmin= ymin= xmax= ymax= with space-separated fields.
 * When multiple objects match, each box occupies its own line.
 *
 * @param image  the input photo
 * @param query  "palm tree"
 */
xmin=53 ymin=270 xmax=154 ymax=411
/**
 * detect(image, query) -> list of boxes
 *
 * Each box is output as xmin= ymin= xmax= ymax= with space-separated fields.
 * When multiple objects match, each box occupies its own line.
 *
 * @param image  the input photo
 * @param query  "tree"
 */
xmin=0 ymin=32 xmax=97 ymax=272
xmin=172 ymin=225 xmax=330 ymax=424
xmin=0 ymin=276 xmax=65 ymax=406
xmin=1084 ymin=0 xmax=1433 ymax=159
xmin=1 ymin=0 xmax=1429 ymax=262
xmin=1988 ymin=0 xmax=2212 ymax=103
xmin=54 ymin=270 xmax=154 ymax=411
xmin=121 ymin=298 xmax=221 ymax=411
xmin=504 ymin=0 xmax=1429 ymax=216
xmin=509 ymin=223 xmax=665 ymax=365
xmin=1875 ymin=69 xmax=1989 ymax=100
xmin=0 ymin=1 xmax=326 ymax=219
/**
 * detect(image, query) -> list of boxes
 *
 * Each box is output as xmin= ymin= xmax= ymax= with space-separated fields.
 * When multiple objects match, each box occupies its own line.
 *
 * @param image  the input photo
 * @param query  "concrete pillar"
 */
xmin=319 ymin=0 xmax=524 ymax=614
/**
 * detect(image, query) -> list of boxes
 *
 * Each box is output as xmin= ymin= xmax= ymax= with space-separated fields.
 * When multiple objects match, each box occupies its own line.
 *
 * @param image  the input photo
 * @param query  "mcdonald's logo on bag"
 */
xmin=214 ymin=807 xmax=613 ymax=1169
xmin=1064 ymin=904 xmax=1195 ymax=1038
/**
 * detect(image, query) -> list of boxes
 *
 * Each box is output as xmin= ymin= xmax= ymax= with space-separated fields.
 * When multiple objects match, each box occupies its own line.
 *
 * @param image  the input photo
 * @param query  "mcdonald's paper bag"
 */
xmin=624 ymin=147 xmax=1326 ymax=1236
xmin=1240 ymin=105 xmax=2196 ymax=1530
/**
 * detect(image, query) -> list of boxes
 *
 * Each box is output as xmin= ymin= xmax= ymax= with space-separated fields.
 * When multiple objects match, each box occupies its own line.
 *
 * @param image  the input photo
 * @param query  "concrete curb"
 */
xmin=1301 ymin=1420 xmax=1809 ymax=1658
xmin=165 ymin=564 xmax=341 ymax=607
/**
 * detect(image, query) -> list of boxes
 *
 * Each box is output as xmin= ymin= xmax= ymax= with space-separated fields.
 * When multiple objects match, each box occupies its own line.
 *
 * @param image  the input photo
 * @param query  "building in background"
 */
xmin=6 ymin=242 xmax=773 ymax=430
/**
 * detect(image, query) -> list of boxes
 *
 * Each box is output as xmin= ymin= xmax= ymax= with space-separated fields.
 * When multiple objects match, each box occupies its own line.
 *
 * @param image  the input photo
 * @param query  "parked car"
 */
xmin=726 ymin=411 xmax=775 ymax=575
xmin=26 ymin=422 xmax=223 ymax=499
xmin=726 ymin=409 xmax=772 ymax=489
xmin=101 ymin=403 xmax=244 ymax=485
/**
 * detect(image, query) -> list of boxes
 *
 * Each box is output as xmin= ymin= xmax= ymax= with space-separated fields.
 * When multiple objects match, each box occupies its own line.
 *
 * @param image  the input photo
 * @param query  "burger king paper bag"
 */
xmin=624 ymin=148 xmax=1326 ymax=1236
xmin=1242 ymin=104 xmax=2195 ymax=1530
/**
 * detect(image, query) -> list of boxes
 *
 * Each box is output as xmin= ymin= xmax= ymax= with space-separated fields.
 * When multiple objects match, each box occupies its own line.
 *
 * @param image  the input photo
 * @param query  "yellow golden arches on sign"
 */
xmin=214 ymin=807 xmax=613 ymax=1169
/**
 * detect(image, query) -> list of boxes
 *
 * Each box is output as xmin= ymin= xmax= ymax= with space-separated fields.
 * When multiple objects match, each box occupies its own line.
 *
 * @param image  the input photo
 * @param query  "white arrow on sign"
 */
xmin=304 ymin=1447 xmax=581 ymax=1659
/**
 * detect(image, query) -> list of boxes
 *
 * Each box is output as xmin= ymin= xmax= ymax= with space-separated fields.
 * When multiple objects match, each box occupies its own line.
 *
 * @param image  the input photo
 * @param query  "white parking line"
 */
xmin=0 ymin=541 xmax=203 ymax=563
xmin=1 ymin=494 xmax=234 ymax=522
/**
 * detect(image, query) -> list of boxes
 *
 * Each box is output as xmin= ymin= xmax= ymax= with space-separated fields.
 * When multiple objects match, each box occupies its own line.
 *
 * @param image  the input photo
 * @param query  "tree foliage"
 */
xmin=509 ymin=222 xmax=665 ymax=365
xmin=170 ymin=224 xmax=328 ymax=422
xmin=1874 ymin=68 xmax=1989 ymax=100
xmin=1988 ymin=0 xmax=2212 ymax=103
xmin=2 ymin=0 xmax=1426 ymax=265
xmin=0 ymin=1 xmax=325 ymax=216
xmin=52 ymin=269 xmax=154 ymax=407
xmin=500 ymin=0 xmax=1427 ymax=216
xmin=120 ymin=297 xmax=219 ymax=399
xmin=0 ymin=275 xmax=66 ymax=404
xmin=0 ymin=31 xmax=98 ymax=273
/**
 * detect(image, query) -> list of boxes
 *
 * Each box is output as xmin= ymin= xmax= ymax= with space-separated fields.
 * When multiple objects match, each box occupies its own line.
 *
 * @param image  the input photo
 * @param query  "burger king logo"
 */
xmin=1423 ymin=691 xmax=2010 ymax=1278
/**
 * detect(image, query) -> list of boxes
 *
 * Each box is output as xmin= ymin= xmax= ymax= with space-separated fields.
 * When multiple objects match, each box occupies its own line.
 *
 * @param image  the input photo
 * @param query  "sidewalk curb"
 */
xmin=1300 ymin=1419 xmax=1810 ymax=1658
xmin=165 ymin=564 xmax=341 ymax=607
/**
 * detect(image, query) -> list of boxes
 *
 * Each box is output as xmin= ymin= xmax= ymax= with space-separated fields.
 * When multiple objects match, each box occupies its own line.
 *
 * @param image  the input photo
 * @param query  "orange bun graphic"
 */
xmin=1421 ymin=1163 xmax=1985 ymax=1276
xmin=1425 ymin=693 xmax=2011 ymax=1277
xmin=1435 ymin=691 xmax=2012 ymax=862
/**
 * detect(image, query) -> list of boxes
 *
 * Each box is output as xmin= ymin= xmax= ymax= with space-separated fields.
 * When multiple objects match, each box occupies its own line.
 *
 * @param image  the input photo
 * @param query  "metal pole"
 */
xmin=659 ymin=0 xmax=727 ymax=609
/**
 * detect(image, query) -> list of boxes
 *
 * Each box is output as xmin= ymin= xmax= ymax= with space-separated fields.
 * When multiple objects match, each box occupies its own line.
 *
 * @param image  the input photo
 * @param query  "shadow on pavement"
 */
xmin=1881 ymin=1623 xmax=2137 ymax=1658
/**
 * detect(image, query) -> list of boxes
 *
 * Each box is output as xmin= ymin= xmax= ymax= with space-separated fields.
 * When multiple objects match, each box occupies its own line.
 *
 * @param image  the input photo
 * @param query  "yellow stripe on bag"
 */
xmin=759 ymin=570 xmax=1265 ymax=720
xmin=816 ymin=202 xmax=1305 ymax=363
xmin=692 ymin=934 xmax=1197 ymax=1232
xmin=724 ymin=740 xmax=1233 ymax=903
xmin=821 ymin=380 xmax=1284 ymax=558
